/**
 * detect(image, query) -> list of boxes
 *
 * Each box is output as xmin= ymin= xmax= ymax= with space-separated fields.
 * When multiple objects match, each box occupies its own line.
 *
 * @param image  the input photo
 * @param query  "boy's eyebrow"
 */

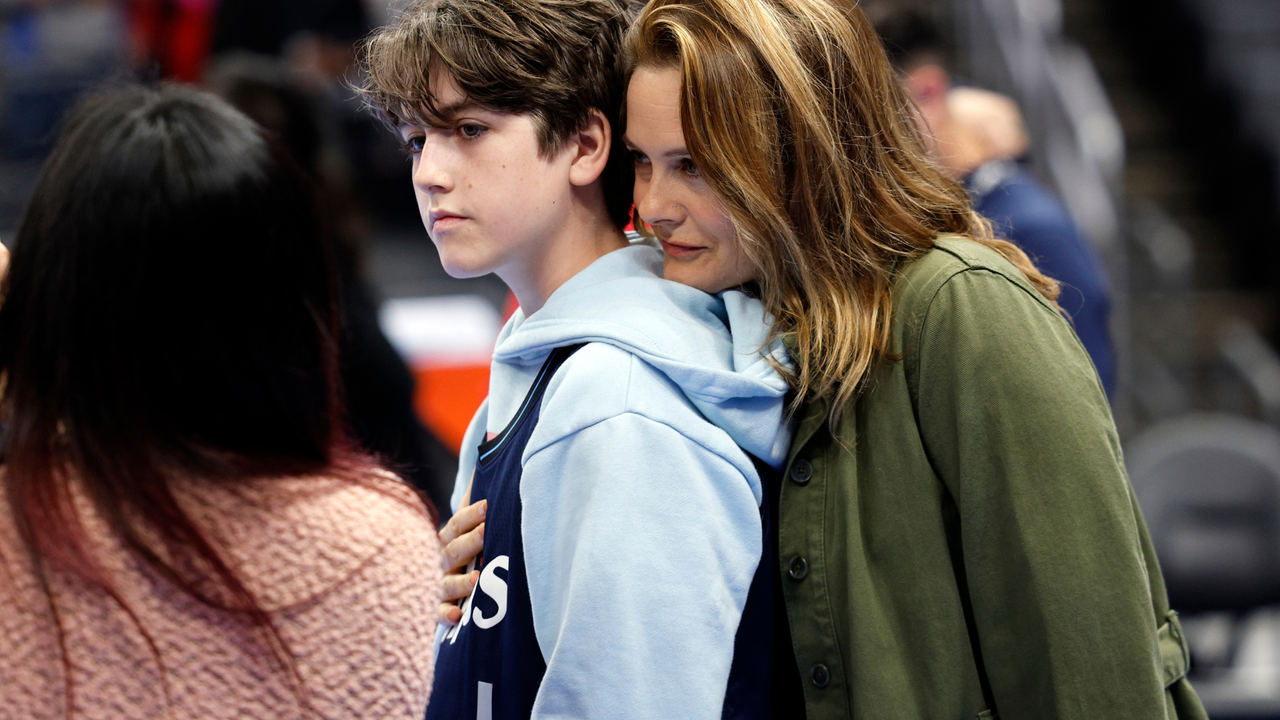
xmin=433 ymin=99 xmax=483 ymax=120
xmin=397 ymin=99 xmax=489 ymax=130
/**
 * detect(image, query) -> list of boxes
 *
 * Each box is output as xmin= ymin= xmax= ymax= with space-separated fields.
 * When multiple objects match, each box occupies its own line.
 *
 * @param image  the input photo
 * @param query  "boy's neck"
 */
xmin=500 ymin=191 xmax=628 ymax=316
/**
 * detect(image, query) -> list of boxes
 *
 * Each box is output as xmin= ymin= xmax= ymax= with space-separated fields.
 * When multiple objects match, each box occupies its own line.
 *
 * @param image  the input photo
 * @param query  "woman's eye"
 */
xmin=680 ymin=158 xmax=700 ymax=177
xmin=630 ymin=150 xmax=650 ymax=166
xmin=458 ymin=124 xmax=486 ymax=139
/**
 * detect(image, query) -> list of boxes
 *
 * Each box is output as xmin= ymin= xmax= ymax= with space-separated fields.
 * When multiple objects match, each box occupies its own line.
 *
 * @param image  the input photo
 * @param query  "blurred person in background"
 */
xmin=0 ymin=0 xmax=127 ymax=160
xmin=0 ymin=84 xmax=442 ymax=718
xmin=205 ymin=53 xmax=459 ymax=515
xmin=871 ymin=4 xmax=1117 ymax=398
xmin=212 ymin=0 xmax=426 ymax=229
xmin=130 ymin=0 xmax=218 ymax=82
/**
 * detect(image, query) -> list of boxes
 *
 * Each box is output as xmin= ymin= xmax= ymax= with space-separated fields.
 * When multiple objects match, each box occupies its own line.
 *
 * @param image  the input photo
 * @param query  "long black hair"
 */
xmin=0 ymin=84 xmax=371 ymax=712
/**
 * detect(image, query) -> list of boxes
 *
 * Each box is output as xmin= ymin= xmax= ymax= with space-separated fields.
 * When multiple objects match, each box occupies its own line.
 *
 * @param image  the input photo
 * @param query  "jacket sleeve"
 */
xmin=520 ymin=411 xmax=762 ymax=720
xmin=912 ymin=267 xmax=1168 ymax=719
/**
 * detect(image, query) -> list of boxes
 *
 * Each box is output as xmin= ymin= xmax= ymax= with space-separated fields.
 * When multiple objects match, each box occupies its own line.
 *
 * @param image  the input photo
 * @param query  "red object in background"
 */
xmin=501 ymin=291 xmax=519 ymax=322
xmin=412 ymin=364 xmax=489 ymax=455
xmin=130 ymin=0 xmax=218 ymax=82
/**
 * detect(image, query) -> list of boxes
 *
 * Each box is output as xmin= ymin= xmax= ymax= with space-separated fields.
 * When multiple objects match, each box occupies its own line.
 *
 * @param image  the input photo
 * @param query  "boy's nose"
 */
xmin=413 ymin=146 xmax=453 ymax=195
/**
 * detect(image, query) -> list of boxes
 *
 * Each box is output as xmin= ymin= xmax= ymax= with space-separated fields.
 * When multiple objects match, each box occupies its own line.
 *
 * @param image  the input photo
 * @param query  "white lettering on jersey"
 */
xmin=477 ymin=681 xmax=494 ymax=720
xmin=472 ymin=555 xmax=509 ymax=629
xmin=445 ymin=555 xmax=510 ymax=643
xmin=446 ymin=584 xmax=476 ymax=645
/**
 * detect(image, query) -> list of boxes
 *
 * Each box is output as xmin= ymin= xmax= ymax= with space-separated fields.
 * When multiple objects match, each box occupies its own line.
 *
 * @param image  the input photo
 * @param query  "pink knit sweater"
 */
xmin=0 ymin=470 xmax=443 ymax=719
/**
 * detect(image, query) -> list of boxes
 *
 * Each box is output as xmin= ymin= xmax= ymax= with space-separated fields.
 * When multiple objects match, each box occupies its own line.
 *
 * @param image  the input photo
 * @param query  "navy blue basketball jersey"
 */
xmin=428 ymin=343 xmax=776 ymax=720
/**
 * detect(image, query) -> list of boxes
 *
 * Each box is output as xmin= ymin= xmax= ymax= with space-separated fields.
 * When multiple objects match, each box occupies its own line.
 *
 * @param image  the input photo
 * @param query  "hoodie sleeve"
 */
xmin=520 ymin=350 xmax=763 ymax=720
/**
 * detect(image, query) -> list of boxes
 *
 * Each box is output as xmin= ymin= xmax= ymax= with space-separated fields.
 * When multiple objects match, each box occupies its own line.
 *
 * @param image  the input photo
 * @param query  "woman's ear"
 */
xmin=567 ymin=109 xmax=611 ymax=187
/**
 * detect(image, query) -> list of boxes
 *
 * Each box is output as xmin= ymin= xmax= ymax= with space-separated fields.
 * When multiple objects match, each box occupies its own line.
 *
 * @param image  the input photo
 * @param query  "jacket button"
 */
xmin=810 ymin=663 xmax=830 ymax=688
xmin=789 ymin=459 xmax=813 ymax=485
xmin=787 ymin=555 xmax=808 ymax=580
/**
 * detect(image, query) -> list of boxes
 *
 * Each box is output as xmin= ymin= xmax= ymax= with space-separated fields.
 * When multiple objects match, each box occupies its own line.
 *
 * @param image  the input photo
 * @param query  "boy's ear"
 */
xmin=567 ymin=109 xmax=611 ymax=188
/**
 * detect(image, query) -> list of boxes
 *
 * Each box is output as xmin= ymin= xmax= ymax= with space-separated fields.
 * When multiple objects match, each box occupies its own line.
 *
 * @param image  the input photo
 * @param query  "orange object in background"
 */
xmin=412 ymin=362 xmax=489 ymax=455
xmin=379 ymin=294 xmax=503 ymax=457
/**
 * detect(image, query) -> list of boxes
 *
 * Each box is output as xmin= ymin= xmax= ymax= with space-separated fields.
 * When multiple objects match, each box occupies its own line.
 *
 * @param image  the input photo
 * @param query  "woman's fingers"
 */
xmin=441 ymin=522 xmax=485 ymax=574
xmin=437 ymin=570 xmax=480 ymax=626
xmin=439 ymin=602 xmax=463 ymax=626
xmin=439 ymin=498 xmax=486 ymax=546
xmin=443 ymin=569 xmax=480 ymax=602
xmin=436 ymin=497 xmax=487 ymax=625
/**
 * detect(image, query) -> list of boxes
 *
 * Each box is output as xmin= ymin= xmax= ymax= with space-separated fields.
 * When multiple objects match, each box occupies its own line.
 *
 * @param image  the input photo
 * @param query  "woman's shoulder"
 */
xmin=895 ymin=235 xmax=1059 ymax=321
xmin=178 ymin=468 xmax=440 ymax=610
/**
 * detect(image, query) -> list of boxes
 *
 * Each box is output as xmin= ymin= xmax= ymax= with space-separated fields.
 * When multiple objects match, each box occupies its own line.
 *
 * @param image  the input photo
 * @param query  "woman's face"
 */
xmin=624 ymin=66 xmax=756 ymax=294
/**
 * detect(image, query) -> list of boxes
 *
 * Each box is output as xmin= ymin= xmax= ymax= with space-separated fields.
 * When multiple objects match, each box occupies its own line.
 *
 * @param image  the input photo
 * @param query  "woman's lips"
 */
xmin=659 ymin=239 xmax=704 ymax=258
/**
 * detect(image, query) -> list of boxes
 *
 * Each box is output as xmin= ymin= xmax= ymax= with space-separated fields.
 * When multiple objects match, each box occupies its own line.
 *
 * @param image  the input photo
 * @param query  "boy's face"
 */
xmin=400 ymin=70 xmax=577 ymax=281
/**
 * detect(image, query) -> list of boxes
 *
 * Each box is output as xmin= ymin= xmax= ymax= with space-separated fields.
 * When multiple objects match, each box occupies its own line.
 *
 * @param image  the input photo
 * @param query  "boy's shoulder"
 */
xmin=525 ymin=342 xmax=750 ymax=467
xmin=536 ymin=341 xmax=697 ymax=433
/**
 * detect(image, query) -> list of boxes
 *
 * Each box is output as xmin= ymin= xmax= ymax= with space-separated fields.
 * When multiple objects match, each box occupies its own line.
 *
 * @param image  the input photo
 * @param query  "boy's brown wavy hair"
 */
xmin=358 ymin=0 xmax=635 ymax=229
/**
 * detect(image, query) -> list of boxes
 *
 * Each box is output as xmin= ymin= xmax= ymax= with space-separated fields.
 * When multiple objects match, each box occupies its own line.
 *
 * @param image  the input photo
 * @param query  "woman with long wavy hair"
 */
xmin=613 ymin=0 xmax=1208 ymax=717
xmin=0 ymin=85 xmax=442 ymax=719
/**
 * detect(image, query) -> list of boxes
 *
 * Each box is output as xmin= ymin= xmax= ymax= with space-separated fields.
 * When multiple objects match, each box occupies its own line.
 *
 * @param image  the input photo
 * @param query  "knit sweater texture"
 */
xmin=1 ymin=469 xmax=442 ymax=719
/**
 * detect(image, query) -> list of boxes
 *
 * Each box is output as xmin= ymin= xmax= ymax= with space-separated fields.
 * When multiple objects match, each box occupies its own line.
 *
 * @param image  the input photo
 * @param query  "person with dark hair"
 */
xmin=0 ymin=84 xmax=442 ymax=719
xmin=871 ymin=4 xmax=1118 ymax=398
xmin=204 ymin=53 xmax=460 ymax=516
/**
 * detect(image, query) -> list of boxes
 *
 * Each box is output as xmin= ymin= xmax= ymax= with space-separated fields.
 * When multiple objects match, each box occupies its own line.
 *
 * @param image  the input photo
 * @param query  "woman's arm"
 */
xmin=913 ymin=267 xmax=1167 ymax=719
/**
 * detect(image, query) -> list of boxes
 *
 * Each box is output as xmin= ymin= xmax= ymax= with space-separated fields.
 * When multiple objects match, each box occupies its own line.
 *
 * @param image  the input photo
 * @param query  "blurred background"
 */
xmin=0 ymin=0 xmax=1277 ymax=714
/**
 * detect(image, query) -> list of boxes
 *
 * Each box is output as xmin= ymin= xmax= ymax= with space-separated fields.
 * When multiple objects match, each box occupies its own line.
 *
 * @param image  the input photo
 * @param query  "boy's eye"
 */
xmin=458 ymin=123 xmax=486 ymax=139
xmin=402 ymin=135 xmax=425 ymax=154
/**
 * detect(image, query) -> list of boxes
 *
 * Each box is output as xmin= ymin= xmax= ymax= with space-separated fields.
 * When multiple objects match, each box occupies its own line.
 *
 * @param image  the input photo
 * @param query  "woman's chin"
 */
xmin=661 ymin=255 xmax=755 ymax=295
xmin=662 ymin=260 xmax=720 ymax=294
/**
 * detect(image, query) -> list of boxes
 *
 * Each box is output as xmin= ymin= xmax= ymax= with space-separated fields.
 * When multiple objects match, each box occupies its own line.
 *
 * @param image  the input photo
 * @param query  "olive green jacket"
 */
xmin=779 ymin=238 xmax=1206 ymax=720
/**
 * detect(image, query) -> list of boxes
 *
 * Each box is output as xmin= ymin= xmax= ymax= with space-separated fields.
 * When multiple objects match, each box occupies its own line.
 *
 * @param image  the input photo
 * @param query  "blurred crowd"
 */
xmin=0 ymin=0 xmax=421 ymax=219
xmin=0 ymin=0 xmax=459 ymax=511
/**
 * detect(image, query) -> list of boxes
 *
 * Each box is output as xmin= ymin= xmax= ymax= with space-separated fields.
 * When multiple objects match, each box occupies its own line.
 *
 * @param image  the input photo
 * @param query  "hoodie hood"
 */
xmin=493 ymin=244 xmax=792 ymax=468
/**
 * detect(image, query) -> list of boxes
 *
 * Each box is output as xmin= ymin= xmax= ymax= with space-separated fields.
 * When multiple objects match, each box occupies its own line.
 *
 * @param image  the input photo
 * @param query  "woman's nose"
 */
xmin=634 ymin=172 xmax=683 ymax=230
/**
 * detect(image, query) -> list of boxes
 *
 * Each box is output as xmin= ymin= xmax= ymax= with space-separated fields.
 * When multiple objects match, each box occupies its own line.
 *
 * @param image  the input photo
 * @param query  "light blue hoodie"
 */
xmin=449 ymin=243 xmax=792 ymax=719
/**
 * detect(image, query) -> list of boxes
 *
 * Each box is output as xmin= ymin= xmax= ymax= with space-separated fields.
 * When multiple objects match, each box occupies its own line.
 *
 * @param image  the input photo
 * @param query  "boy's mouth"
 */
xmin=430 ymin=210 xmax=468 ymax=233
xmin=659 ymin=238 xmax=704 ymax=258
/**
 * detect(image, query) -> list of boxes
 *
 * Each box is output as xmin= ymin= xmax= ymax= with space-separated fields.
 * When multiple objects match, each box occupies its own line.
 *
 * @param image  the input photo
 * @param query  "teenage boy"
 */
xmin=359 ymin=1 xmax=792 ymax=718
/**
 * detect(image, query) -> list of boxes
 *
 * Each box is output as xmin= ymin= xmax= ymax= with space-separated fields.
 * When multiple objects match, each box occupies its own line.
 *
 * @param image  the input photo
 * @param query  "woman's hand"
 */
xmin=437 ymin=497 xmax=486 ymax=626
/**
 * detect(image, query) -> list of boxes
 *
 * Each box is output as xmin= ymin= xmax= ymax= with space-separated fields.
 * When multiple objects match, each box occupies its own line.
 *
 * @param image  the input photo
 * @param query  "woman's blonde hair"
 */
xmin=624 ymin=0 xmax=1058 ymax=420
